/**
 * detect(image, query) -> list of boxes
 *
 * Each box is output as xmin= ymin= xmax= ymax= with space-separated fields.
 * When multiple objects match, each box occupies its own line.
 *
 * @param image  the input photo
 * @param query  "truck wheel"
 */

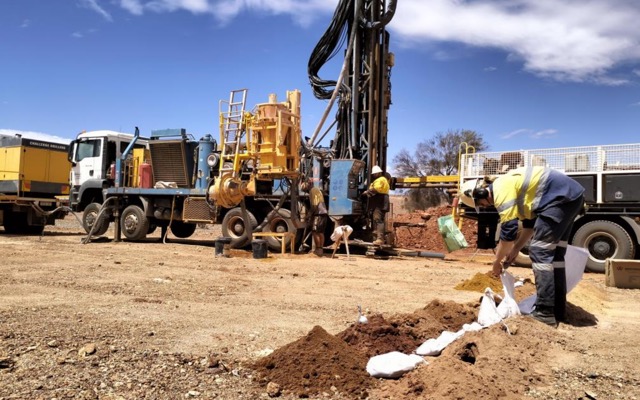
xmin=572 ymin=220 xmax=635 ymax=273
xmin=262 ymin=208 xmax=297 ymax=251
xmin=2 ymin=211 xmax=22 ymax=234
xmin=83 ymin=203 xmax=109 ymax=236
xmin=221 ymin=207 xmax=257 ymax=248
xmin=2 ymin=212 xmax=43 ymax=235
xmin=120 ymin=205 xmax=149 ymax=241
xmin=170 ymin=221 xmax=197 ymax=238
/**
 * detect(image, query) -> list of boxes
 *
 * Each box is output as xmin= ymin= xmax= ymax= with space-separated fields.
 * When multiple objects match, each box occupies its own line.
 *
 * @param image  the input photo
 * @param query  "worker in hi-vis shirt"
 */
xmin=460 ymin=166 xmax=585 ymax=328
xmin=361 ymin=165 xmax=390 ymax=246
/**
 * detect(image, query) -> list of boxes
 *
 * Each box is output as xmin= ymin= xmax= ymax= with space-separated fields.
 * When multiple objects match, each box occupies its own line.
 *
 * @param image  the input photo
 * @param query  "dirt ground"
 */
xmin=1 ymin=214 xmax=640 ymax=400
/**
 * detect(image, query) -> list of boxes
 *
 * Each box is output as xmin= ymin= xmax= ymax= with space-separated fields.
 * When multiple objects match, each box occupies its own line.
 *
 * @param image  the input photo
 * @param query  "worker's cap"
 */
xmin=459 ymin=179 xmax=481 ymax=213
xmin=371 ymin=165 xmax=383 ymax=174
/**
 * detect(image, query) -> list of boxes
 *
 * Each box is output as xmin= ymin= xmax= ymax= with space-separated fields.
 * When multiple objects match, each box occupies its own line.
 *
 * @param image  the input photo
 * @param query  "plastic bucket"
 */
xmin=251 ymin=239 xmax=268 ymax=259
xmin=215 ymin=237 xmax=232 ymax=257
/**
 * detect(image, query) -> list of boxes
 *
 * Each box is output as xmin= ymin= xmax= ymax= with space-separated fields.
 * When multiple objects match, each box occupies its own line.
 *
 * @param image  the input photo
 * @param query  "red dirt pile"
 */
xmin=252 ymin=325 xmax=371 ymax=399
xmin=251 ymin=297 xmax=594 ymax=399
xmin=392 ymin=205 xmax=478 ymax=252
xmin=338 ymin=314 xmax=419 ymax=358
xmin=251 ymin=300 xmax=481 ymax=398
xmin=386 ymin=299 xmax=478 ymax=342
xmin=375 ymin=317 xmax=556 ymax=399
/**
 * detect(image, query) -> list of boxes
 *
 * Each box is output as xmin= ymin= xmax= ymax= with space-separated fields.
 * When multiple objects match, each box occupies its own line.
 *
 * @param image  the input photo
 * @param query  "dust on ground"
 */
xmin=1 ymin=210 xmax=640 ymax=400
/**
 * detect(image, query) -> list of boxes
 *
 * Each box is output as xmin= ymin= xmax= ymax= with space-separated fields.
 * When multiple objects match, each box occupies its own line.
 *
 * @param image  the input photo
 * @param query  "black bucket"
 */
xmin=215 ymin=237 xmax=232 ymax=257
xmin=251 ymin=239 xmax=268 ymax=259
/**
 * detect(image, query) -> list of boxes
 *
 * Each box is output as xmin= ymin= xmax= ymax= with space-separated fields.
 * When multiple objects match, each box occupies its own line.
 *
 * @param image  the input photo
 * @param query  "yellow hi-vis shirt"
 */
xmin=492 ymin=166 xmax=548 ymax=223
xmin=369 ymin=176 xmax=390 ymax=194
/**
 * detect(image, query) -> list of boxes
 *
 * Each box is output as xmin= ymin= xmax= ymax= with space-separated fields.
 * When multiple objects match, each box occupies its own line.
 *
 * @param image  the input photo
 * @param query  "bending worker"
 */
xmin=361 ymin=165 xmax=390 ymax=245
xmin=302 ymin=179 xmax=328 ymax=256
xmin=459 ymin=166 xmax=584 ymax=327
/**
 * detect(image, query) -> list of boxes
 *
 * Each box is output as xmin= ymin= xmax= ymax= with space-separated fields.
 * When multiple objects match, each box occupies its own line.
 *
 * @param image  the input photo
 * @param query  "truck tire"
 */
xmin=82 ymin=202 xmax=109 ymax=236
xmin=261 ymin=208 xmax=297 ymax=251
xmin=170 ymin=221 xmax=197 ymax=238
xmin=221 ymin=207 xmax=257 ymax=248
xmin=2 ymin=211 xmax=21 ymax=234
xmin=572 ymin=220 xmax=635 ymax=273
xmin=2 ymin=211 xmax=44 ymax=235
xmin=120 ymin=205 xmax=149 ymax=241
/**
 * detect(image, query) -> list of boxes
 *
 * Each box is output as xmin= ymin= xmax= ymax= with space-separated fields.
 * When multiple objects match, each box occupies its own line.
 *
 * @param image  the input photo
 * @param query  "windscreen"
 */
xmin=74 ymin=139 xmax=102 ymax=162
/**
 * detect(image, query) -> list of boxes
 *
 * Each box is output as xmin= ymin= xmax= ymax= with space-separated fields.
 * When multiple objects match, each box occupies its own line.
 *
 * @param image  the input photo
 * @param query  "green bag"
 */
xmin=437 ymin=215 xmax=468 ymax=252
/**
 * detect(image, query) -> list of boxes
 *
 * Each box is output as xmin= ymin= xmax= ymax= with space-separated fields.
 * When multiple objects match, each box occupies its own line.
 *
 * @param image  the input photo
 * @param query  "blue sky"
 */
xmin=1 ymin=0 xmax=639 ymax=167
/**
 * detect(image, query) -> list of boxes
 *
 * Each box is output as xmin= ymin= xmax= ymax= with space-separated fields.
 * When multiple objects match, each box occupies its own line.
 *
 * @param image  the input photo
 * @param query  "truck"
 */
xmin=80 ymin=0 xmax=400 ymax=253
xmin=458 ymin=143 xmax=640 ymax=272
xmin=79 ymin=92 xmax=308 ymax=251
xmin=1 ymin=129 xmax=151 ymax=235
xmin=67 ymin=130 xmax=150 ymax=235
xmin=0 ymin=133 xmax=70 ymax=234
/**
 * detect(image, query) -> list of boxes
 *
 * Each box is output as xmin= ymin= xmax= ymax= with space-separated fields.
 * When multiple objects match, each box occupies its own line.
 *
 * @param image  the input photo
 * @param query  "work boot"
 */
xmin=374 ymin=222 xmax=385 ymax=246
xmin=529 ymin=305 xmax=558 ymax=328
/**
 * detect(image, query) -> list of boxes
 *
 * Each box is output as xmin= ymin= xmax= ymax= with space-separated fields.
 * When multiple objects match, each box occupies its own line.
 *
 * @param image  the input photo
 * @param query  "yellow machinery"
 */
xmin=0 ymin=134 xmax=71 ymax=233
xmin=211 ymin=89 xmax=302 ymax=208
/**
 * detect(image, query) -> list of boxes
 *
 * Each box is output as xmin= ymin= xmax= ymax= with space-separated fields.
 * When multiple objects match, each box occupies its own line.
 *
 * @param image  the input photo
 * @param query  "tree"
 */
xmin=393 ymin=129 xmax=489 ymax=211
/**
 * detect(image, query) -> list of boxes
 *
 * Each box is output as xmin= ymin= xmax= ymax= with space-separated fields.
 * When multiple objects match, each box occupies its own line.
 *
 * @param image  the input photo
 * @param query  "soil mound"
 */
xmin=375 ymin=316 xmax=555 ymax=399
xmin=392 ymin=205 xmax=478 ymax=251
xmin=252 ymin=325 xmax=371 ymax=399
xmin=252 ymin=300 xmax=479 ymax=398
xmin=387 ymin=299 xmax=478 ymax=341
xmin=455 ymin=272 xmax=503 ymax=293
xmin=337 ymin=314 xmax=419 ymax=358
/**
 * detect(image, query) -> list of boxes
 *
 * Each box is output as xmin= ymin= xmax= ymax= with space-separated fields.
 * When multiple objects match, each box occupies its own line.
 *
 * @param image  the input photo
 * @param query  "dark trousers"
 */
xmin=529 ymin=195 xmax=584 ymax=321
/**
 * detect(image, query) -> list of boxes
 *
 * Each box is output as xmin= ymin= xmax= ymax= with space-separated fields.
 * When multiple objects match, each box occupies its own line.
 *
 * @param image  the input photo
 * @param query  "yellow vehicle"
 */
xmin=0 ymin=133 xmax=70 ymax=234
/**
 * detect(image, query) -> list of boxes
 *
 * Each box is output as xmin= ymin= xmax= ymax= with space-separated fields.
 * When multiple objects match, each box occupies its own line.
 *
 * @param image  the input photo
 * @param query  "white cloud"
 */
xmin=119 ymin=0 xmax=144 ymax=15
xmin=531 ymin=129 xmax=557 ymax=139
xmin=483 ymin=66 xmax=497 ymax=72
xmin=502 ymin=128 xmax=558 ymax=139
xmin=110 ymin=0 xmax=640 ymax=84
xmin=78 ymin=0 xmax=113 ymax=21
xmin=501 ymin=129 xmax=530 ymax=139
xmin=115 ymin=0 xmax=336 ymax=26
xmin=0 ymin=129 xmax=70 ymax=145
xmin=390 ymin=0 xmax=640 ymax=85
xmin=72 ymin=32 xmax=84 ymax=38
xmin=20 ymin=19 xmax=30 ymax=28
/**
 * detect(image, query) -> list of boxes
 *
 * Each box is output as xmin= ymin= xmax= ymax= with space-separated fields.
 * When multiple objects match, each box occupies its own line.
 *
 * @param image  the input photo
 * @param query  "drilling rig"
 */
xmin=79 ymin=0 xmax=405 ymax=253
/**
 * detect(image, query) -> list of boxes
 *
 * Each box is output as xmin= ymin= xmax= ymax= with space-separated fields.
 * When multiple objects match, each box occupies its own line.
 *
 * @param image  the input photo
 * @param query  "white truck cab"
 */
xmin=68 ymin=130 xmax=148 ymax=211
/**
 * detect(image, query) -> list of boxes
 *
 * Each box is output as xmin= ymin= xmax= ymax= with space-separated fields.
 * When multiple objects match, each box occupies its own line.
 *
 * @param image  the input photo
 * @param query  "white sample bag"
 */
xmin=415 ymin=330 xmax=465 ymax=356
xmin=496 ymin=271 xmax=521 ymax=319
xmin=366 ymin=351 xmax=426 ymax=379
xmin=477 ymin=288 xmax=503 ymax=327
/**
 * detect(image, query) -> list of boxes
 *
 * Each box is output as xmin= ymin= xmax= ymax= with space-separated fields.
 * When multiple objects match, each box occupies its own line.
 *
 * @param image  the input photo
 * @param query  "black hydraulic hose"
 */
xmin=240 ymin=198 xmax=253 ymax=240
xmin=307 ymin=0 xmax=353 ymax=100
xmin=360 ymin=0 xmax=397 ymax=30
xmin=289 ymin=178 xmax=308 ymax=230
